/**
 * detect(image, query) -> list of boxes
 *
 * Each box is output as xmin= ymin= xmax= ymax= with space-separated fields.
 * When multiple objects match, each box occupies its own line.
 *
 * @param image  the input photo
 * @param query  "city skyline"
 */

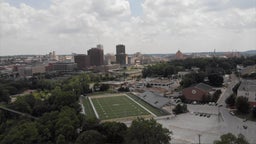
xmin=0 ymin=0 xmax=256 ymax=56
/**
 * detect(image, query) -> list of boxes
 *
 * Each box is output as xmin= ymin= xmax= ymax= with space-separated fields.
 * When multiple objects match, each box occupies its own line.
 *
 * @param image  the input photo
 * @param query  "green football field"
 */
xmin=90 ymin=95 xmax=150 ymax=120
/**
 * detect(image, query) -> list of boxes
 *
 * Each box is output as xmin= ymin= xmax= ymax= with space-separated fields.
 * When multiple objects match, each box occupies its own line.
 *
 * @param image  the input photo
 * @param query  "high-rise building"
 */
xmin=74 ymin=54 xmax=90 ymax=70
xmin=49 ymin=51 xmax=57 ymax=60
xmin=87 ymin=45 xmax=104 ymax=66
xmin=116 ymin=44 xmax=127 ymax=65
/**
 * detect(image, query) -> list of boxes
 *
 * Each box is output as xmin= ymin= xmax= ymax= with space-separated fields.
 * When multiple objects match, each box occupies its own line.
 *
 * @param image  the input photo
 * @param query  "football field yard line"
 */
xmin=90 ymin=95 xmax=155 ymax=120
xmin=125 ymin=95 xmax=157 ymax=117
xmin=88 ymin=96 xmax=99 ymax=119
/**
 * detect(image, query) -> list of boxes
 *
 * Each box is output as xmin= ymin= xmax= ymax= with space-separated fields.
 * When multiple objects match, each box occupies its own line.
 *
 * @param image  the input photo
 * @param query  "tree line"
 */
xmin=142 ymin=56 xmax=256 ymax=88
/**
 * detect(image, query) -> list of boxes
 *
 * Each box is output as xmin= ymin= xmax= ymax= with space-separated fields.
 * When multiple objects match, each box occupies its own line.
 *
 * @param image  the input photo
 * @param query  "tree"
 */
xmin=0 ymin=88 xmax=10 ymax=103
xmin=49 ymin=87 xmax=79 ymax=110
xmin=32 ymin=100 xmax=49 ymax=117
xmin=202 ymin=94 xmax=211 ymax=103
xmin=126 ymin=118 xmax=171 ymax=144
xmin=82 ymin=117 xmax=100 ymax=131
xmin=55 ymin=118 xmax=76 ymax=141
xmin=37 ymin=111 xmax=60 ymax=142
xmin=100 ymin=84 xmax=110 ymax=91
xmin=75 ymin=130 xmax=105 ymax=144
xmin=10 ymin=96 xmax=32 ymax=114
xmin=93 ymin=83 xmax=100 ymax=92
xmin=55 ymin=107 xmax=80 ymax=141
xmin=236 ymin=96 xmax=250 ymax=114
xmin=180 ymin=78 xmax=194 ymax=88
xmin=225 ymin=94 xmax=236 ymax=107
xmin=232 ymin=82 xmax=241 ymax=94
xmin=208 ymin=74 xmax=223 ymax=87
xmin=98 ymin=121 xmax=127 ymax=143
xmin=214 ymin=133 xmax=249 ymax=144
xmin=172 ymin=104 xmax=188 ymax=114
xmin=252 ymin=107 xmax=256 ymax=118
xmin=56 ymin=134 xmax=66 ymax=144
xmin=212 ymin=89 xmax=222 ymax=102
xmin=1 ymin=121 xmax=39 ymax=144
xmin=180 ymin=72 xmax=205 ymax=88
xmin=118 ymin=87 xmax=130 ymax=92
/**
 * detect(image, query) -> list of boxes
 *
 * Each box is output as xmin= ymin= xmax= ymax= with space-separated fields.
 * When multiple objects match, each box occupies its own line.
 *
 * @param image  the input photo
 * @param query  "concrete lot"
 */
xmin=156 ymin=104 xmax=256 ymax=144
xmin=157 ymin=113 xmax=220 ymax=143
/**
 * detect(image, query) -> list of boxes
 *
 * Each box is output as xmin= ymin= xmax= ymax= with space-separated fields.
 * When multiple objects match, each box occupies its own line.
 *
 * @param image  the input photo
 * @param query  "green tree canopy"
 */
xmin=208 ymin=74 xmax=224 ymax=87
xmin=75 ymin=130 xmax=105 ymax=144
xmin=172 ymin=103 xmax=188 ymax=114
xmin=0 ymin=87 xmax=10 ymax=103
xmin=126 ymin=118 xmax=171 ymax=144
xmin=1 ymin=121 xmax=39 ymax=144
xmin=252 ymin=107 xmax=256 ymax=118
xmin=236 ymin=96 xmax=250 ymax=114
xmin=225 ymin=94 xmax=236 ymax=107
xmin=56 ymin=134 xmax=66 ymax=144
xmin=214 ymin=133 xmax=249 ymax=144
xmin=180 ymin=72 xmax=205 ymax=88
xmin=98 ymin=121 xmax=127 ymax=143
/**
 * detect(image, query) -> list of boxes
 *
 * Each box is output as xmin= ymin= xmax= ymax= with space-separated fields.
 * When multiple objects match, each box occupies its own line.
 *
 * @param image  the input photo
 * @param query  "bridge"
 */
xmin=0 ymin=106 xmax=38 ymax=120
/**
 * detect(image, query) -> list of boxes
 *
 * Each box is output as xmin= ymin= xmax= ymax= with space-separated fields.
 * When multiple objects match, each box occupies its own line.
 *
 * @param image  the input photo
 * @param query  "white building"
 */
xmin=237 ymin=79 xmax=256 ymax=107
xmin=145 ymin=78 xmax=173 ymax=90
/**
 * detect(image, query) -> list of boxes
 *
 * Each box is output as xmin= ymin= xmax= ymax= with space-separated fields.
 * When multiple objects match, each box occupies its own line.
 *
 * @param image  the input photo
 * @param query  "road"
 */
xmin=216 ymin=74 xmax=256 ymax=143
xmin=219 ymin=107 xmax=256 ymax=143
xmin=217 ymin=73 xmax=239 ymax=106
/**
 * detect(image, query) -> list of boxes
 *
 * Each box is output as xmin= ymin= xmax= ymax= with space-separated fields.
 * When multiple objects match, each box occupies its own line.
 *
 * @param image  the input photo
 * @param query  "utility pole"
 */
xmin=198 ymin=134 xmax=201 ymax=144
xmin=218 ymin=105 xmax=223 ymax=123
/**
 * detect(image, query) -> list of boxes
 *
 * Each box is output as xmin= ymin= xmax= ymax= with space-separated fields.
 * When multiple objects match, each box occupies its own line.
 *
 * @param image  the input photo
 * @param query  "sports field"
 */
xmin=90 ymin=94 xmax=151 ymax=120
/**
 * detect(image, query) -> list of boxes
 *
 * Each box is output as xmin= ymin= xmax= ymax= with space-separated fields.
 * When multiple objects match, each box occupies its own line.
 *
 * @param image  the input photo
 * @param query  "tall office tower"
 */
xmin=97 ymin=44 xmax=103 ymax=49
xmin=74 ymin=54 xmax=90 ymax=70
xmin=116 ymin=44 xmax=127 ymax=65
xmin=52 ymin=51 xmax=56 ymax=59
xmin=87 ymin=45 xmax=104 ymax=66
xmin=49 ymin=51 xmax=57 ymax=60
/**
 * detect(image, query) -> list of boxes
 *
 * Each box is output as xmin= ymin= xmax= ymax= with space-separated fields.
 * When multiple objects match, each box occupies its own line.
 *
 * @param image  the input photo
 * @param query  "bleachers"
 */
xmin=138 ymin=91 xmax=170 ymax=108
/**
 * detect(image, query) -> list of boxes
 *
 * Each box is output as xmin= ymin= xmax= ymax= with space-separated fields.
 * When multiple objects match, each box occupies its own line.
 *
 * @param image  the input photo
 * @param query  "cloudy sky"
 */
xmin=0 ymin=0 xmax=255 ymax=55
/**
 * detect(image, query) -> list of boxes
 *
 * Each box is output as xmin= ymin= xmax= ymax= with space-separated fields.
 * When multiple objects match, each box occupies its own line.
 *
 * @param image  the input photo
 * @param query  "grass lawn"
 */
xmin=91 ymin=95 xmax=150 ymax=120
xmin=82 ymin=97 xmax=96 ymax=119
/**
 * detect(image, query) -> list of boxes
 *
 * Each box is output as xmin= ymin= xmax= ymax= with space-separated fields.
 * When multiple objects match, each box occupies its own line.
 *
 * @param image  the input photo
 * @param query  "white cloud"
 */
xmin=0 ymin=0 xmax=255 ymax=55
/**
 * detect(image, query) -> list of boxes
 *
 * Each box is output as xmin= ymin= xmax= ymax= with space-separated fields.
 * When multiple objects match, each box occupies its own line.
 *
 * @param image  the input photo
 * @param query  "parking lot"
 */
xmin=156 ymin=102 xmax=256 ymax=144
xmin=187 ymin=104 xmax=219 ymax=115
xmin=157 ymin=113 xmax=221 ymax=143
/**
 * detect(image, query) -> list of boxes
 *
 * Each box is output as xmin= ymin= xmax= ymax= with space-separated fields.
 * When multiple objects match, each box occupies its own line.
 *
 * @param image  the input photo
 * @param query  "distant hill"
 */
xmin=242 ymin=50 xmax=256 ymax=56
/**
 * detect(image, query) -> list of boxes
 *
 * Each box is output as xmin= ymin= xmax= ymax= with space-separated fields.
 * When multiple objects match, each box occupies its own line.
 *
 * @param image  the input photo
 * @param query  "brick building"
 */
xmin=182 ymin=83 xmax=213 ymax=102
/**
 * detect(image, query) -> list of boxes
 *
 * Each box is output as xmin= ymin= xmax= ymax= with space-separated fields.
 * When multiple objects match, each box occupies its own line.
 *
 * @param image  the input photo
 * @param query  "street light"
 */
xmin=218 ymin=105 xmax=223 ymax=122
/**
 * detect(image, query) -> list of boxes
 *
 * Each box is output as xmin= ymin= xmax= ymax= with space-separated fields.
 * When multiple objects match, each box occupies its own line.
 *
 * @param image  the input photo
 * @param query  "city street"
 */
xmin=217 ymin=73 xmax=239 ymax=106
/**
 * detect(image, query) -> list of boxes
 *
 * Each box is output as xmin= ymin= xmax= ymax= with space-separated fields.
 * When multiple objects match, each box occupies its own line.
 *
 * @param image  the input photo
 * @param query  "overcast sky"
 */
xmin=0 ymin=0 xmax=255 ymax=56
